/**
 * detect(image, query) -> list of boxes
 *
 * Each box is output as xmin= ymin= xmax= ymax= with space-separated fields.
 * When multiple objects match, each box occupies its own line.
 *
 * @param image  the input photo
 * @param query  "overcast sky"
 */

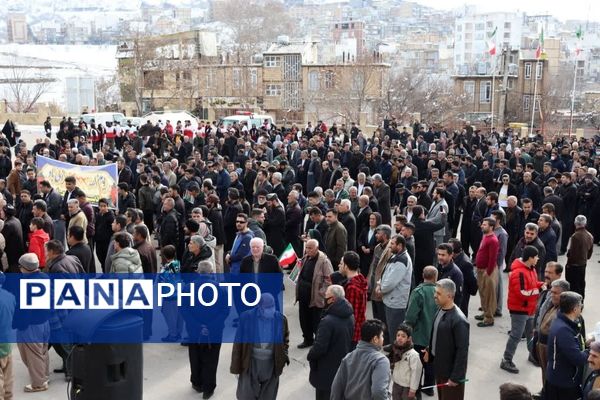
xmin=415 ymin=0 xmax=597 ymax=23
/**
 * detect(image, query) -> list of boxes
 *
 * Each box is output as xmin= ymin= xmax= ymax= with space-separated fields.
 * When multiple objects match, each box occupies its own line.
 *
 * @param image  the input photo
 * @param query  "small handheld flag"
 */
xmin=278 ymin=243 xmax=297 ymax=268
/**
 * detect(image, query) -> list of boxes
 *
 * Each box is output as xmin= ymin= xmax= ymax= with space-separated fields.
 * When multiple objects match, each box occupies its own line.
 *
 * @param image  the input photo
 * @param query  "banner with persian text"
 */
xmin=36 ymin=155 xmax=118 ymax=205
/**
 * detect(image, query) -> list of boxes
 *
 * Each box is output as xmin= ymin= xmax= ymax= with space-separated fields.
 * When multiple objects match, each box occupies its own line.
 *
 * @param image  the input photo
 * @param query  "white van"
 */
xmin=79 ymin=112 xmax=126 ymax=126
xmin=142 ymin=111 xmax=197 ymax=125
xmin=219 ymin=113 xmax=275 ymax=128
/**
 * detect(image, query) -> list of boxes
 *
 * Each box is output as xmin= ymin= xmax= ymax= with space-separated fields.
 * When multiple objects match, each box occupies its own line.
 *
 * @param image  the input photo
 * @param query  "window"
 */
xmin=465 ymin=33 xmax=472 ymax=40
xmin=486 ymin=21 xmax=493 ymax=29
xmin=464 ymin=23 xmax=473 ymax=31
xmin=308 ymin=71 xmax=320 ymax=91
xmin=480 ymin=81 xmax=491 ymax=103
xmin=249 ymin=68 xmax=257 ymax=89
xmin=464 ymin=42 xmax=472 ymax=50
xmin=475 ymin=23 xmax=485 ymax=31
xmin=456 ymin=34 xmax=462 ymax=42
xmin=536 ymin=62 xmax=543 ymax=79
xmin=504 ymin=32 xmax=510 ymax=39
xmin=175 ymin=71 xmax=191 ymax=88
xmin=324 ymin=71 xmax=335 ymax=89
xmin=533 ymin=95 xmax=540 ymax=111
xmin=475 ymin=33 xmax=484 ymax=41
xmin=456 ymin=25 xmax=462 ymax=32
xmin=507 ymin=79 xmax=514 ymax=89
xmin=525 ymin=62 xmax=532 ymax=79
xmin=455 ymin=54 xmax=462 ymax=63
xmin=464 ymin=81 xmax=475 ymax=100
xmin=232 ymin=68 xmax=241 ymax=89
xmin=143 ymin=71 xmax=164 ymax=89
xmin=504 ymin=22 xmax=511 ymax=29
xmin=265 ymin=84 xmax=281 ymax=96
xmin=351 ymin=72 xmax=364 ymax=91
xmin=265 ymin=56 xmax=280 ymax=67
xmin=523 ymin=95 xmax=530 ymax=111
xmin=205 ymin=70 xmax=214 ymax=89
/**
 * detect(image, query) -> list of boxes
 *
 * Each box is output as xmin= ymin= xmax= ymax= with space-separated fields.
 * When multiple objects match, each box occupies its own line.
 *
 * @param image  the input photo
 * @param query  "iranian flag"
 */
xmin=575 ymin=26 xmax=583 ymax=57
xmin=487 ymin=26 xmax=497 ymax=56
xmin=535 ymin=28 xmax=544 ymax=59
xmin=278 ymin=244 xmax=297 ymax=267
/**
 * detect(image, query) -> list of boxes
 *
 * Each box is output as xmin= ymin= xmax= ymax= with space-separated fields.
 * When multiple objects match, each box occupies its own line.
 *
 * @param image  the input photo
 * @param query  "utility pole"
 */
xmin=498 ymin=47 xmax=510 ymax=129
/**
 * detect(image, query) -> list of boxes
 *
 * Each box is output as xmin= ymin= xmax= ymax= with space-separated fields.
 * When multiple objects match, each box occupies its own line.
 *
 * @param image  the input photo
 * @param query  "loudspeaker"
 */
xmin=70 ymin=343 xmax=143 ymax=400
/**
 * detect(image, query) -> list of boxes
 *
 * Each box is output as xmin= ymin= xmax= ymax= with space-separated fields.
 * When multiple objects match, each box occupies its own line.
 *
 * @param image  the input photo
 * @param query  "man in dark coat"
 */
xmin=285 ymin=191 xmax=304 ymax=257
xmin=240 ymin=238 xmax=281 ymax=274
xmin=413 ymin=205 xmax=446 ymax=284
xmin=2 ymin=205 xmax=25 ymax=272
xmin=223 ymin=188 xmax=243 ymax=252
xmin=66 ymin=225 xmax=94 ymax=273
xmin=556 ymin=173 xmax=578 ymax=253
xmin=372 ymin=174 xmax=391 ymax=225
xmin=264 ymin=193 xmax=286 ymax=257
xmin=338 ymin=199 xmax=357 ymax=252
xmin=307 ymin=285 xmax=354 ymax=400
xmin=450 ymin=239 xmax=478 ymax=317
xmin=158 ymin=197 xmax=180 ymax=252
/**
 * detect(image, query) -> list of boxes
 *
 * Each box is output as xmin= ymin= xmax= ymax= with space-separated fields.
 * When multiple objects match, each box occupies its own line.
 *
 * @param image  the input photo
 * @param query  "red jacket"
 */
xmin=29 ymin=229 xmax=50 ymax=268
xmin=507 ymin=258 xmax=543 ymax=315
xmin=345 ymin=273 xmax=368 ymax=343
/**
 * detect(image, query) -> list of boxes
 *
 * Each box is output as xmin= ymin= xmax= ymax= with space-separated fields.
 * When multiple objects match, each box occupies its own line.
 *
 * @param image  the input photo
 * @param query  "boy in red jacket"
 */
xmin=28 ymin=217 xmax=50 ymax=269
xmin=500 ymin=245 xmax=545 ymax=374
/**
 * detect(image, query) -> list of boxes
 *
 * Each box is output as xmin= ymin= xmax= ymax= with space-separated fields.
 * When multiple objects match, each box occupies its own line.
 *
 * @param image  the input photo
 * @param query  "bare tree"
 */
xmin=1 ymin=61 xmax=54 ymax=113
xmin=213 ymin=0 xmax=296 ymax=59
xmin=379 ymin=70 xmax=470 ymax=126
xmin=96 ymin=74 xmax=121 ymax=112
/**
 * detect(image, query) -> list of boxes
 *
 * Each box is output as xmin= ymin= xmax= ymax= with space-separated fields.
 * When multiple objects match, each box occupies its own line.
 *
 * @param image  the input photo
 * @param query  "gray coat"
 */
xmin=331 ymin=341 xmax=391 ymax=400
xmin=380 ymin=250 xmax=412 ymax=309
xmin=427 ymin=198 xmax=448 ymax=238
xmin=110 ymin=247 xmax=143 ymax=273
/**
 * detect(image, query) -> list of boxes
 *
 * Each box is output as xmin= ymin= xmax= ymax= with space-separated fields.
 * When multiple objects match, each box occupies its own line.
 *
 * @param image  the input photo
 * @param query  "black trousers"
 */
xmin=143 ymin=210 xmax=154 ymax=234
xmin=316 ymin=388 xmax=331 ymax=400
xmin=372 ymin=300 xmax=388 ymax=344
xmin=189 ymin=343 xmax=221 ymax=393
xmin=298 ymin=300 xmax=321 ymax=343
xmin=414 ymin=344 xmax=434 ymax=391
xmin=544 ymin=381 xmax=581 ymax=400
xmin=95 ymin=240 xmax=110 ymax=273
xmin=565 ymin=264 xmax=586 ymax=300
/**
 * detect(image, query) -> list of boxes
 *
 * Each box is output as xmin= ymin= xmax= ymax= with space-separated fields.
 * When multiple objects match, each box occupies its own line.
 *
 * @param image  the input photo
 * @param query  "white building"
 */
xmin=454 ymin=11 xmax=524 ymax=74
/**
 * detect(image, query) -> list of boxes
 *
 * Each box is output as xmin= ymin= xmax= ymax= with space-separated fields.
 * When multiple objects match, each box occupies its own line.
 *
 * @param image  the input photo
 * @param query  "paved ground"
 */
xmin=8 ymin=249 xmax=599 ymax=400
xmin=8 ymin=129 xmax=600 ymax=399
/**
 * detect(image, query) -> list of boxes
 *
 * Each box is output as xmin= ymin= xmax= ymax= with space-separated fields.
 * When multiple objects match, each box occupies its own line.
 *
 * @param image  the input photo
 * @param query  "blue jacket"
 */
xmin=546 ymin=312 xmax=589 ymax=389
xmin=229 ymin=230 xmax=254 ymax=274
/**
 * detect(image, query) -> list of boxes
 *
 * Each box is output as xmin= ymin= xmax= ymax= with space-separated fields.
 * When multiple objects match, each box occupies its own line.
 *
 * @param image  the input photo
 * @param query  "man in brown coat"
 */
xmin=565 ymin=215 xmax=594 ymax=299
xmin=231 ymin=293 xmax=290 ymax=400
xmin=296 ymin=239 xmax=333 ymax=348
xmin=132 ymin=224 xmax=158 ymax=340
xmin=367 ymin=224 xmax=393 ymax=344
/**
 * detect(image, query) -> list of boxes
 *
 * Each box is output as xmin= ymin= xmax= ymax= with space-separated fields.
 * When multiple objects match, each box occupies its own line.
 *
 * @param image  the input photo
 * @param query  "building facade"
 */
xmin=117 ymin=31 xmax=389 ymax=126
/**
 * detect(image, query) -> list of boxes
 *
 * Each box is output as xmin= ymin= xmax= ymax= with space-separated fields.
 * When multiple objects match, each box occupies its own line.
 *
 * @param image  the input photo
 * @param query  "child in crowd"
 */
xmin=389 ymin=324 xmax=423 ymax=400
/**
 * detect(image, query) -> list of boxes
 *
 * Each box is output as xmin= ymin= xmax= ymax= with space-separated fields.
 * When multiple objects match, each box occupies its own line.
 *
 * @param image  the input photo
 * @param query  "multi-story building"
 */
xmin=7 ymin=13 xmax=28 ymax=44
xmin=332 ymin=19 xmax=365 ymax=57
xmin=452 ymin=37 xmax=565 ymax=129
xmin=454 ymin=11 xmax=524 ymax=74
xmin=117 ymin=31 xmax=389 ymax=126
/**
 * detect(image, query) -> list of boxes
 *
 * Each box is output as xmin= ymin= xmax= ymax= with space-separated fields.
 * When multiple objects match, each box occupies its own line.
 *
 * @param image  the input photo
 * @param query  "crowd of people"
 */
xmin=0 ymin=115 xmax=600 ymax=400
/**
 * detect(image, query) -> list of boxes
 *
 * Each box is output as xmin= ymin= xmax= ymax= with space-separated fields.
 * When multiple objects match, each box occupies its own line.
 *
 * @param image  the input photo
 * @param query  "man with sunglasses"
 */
xmin=225 ymin=213 xmax=254 ymax=274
